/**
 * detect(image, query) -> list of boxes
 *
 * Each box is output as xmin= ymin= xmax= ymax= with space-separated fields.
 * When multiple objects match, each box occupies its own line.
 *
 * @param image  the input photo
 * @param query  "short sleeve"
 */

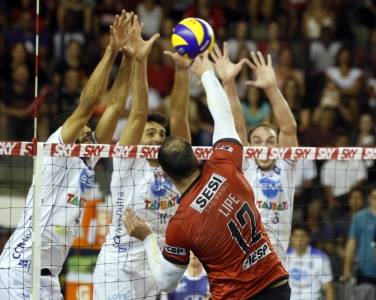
xmin=163 ymin=221 xmax=191 ymax=265
xmin=211 ymin=139 xmax=243 ymax=170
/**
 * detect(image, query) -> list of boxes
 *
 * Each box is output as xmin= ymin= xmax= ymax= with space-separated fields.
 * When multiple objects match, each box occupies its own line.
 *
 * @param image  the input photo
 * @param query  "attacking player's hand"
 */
xmin=122 ymin=207 xmax=153 ymax=241
xmin=109 ymin=10 xmax=135 ymax=53
xmin=191 ymin=51 xmax=213 ymax=79
xmin=245 ymin=51 xmax=277 ymax=91
xmin=210 ymin=42 xmax=247 ymax=84
xmin=164 ymin=50 xmax=192 ymax=70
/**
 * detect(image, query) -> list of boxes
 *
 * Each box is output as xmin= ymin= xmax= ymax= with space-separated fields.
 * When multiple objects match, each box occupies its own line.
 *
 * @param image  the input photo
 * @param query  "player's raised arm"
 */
xmin=245 ymin=52 xmax=298 ymax=149
xmin=212 ymin=42 xmax=249 ymax=146
xmin=165 ymin=51 xmax=192 ymax=144
xmin=61 ymin=11 xmax=134 ymax=143
xmin=190 ymin=51 xmax=241 ymax=145
xmin=118 ymin=29 xmax=160 ymax=146
xmin=94 ymin=14 xmax=141 ymax=144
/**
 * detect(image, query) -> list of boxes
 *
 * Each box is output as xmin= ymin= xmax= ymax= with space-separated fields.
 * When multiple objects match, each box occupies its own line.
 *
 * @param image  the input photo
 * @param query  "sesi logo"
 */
xmin=165 ymin=244 xmax=187 ymax=256
xmin=79 ymin=169 xmax=94 ymax=193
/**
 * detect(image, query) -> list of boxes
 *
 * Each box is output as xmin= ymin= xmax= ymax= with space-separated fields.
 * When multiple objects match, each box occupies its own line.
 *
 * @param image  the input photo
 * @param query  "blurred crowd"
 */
xmin=2 ymin=0 xmax=376 ymax=293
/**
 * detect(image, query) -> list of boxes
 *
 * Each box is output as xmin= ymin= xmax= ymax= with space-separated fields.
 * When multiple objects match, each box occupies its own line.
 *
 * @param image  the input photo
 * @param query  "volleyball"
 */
xmin=171 ymin=18 xmax=215 ymax=60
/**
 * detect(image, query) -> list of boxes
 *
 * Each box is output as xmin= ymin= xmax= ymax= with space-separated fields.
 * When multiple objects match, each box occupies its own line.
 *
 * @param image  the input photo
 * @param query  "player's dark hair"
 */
xmin=147 ymin=112 xmax=168 ymax=129
xmin=248 ymin=122 xmax=279 ymax=143
xmin=158 ymin=135 xmax=197 ymax=182
xmin=49 ymin=112 xmax=74 ymax=134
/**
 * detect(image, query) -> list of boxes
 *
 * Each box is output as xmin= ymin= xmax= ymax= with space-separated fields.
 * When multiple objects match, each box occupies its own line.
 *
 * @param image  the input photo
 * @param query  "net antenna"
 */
xmin=30 ymin=0 xmax=42 ymax=298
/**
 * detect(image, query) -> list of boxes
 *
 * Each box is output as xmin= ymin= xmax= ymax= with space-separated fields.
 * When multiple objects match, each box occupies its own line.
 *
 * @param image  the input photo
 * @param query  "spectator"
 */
xmin=52 ymin=40 xmax=89 ymax=88
xmin=159 ymin=18 xmax=176 ymax=65
xmin=356 ymin=28 xmax=376 ymax=78
xmin=227 ymin=21 xmax=257 ymax=62
xmin=279 ymin=0 xmax=308 ymax=39
xmin=293 ymin=159 xmax=318 ymax=222
xmin=359 ymin=0 xmax=376 ymax=29
xmin=161 ymin=252 xmax=210 ymax=300
xmin=279 ymin=76 xmax=310 ymax=135
xmin=147 ymin=42 xmax=175 ymax=97
xmin=303 ymin=107 xmax=343 ymax=148
xmin=137 ymin=0 xmax=163 ymax=39
xmin=275 ymin=47 xmax=305 ymax=94
xmin=247 ymin=0 xmax=274 ymax=25
xmin=367 ymin=69 xmax=376 ymax=111
xmin=241 ymin=86 xmax=271 ymax=130
xmin=309 ymin=26 xmax=342 ymax=74
xmin=326 ymin=46 xmax=363 ymax=100
xmin=344 ymin=186 xmax=376 ymax=286
xmin=57 ymin=0 xmax=91 ymax=34
xmin=53 ymin=8 xmax=86 ymax=60
xmin=287 ymin=225 xmax=335 ymax=300
xmin=350 ymin=113 xmax=376 ymax=147
xmin=334 ymin=188 xmax=366 ymax=270
xmin=235 ymin=45 xmax=252 ymax=101
xmin=257 ymin=21 xmax=290 ymax=66
xmin=0 ymin=64 xmax=34 ymax=141
xmin=7 ymin=11 xmax=47 ymax=56
xmin=321 ymin=134 xmax=368 ymax=211
xmin=93 ymin=0 xmax=122 ymax=35
xmin=306 ymin=198 xmax=336 ymax=258
xmin=302 ymin=0 xmax=336 ymax=40
xmin=183 ymin=0 xmax=225 ymax=34
xmin=48 ymin=69 xmax=82 ymax=118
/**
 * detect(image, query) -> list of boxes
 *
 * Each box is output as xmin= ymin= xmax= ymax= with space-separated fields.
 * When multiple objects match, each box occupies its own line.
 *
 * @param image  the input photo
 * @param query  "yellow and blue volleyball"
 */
xmin=172 ymin=18 xmax=215 ymax=60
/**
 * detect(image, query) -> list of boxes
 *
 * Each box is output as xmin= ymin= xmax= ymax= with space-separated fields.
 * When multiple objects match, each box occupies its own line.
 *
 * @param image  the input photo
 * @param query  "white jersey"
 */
xmin=287 ymin=246 xmax=333 ymax=300
xmin=243 ymin=159 xmax=296 ymax=265
xmin=97 ymin=157 xmax=179 ymax=271
xmin=0 ymin=127 xmax=99 ymax=276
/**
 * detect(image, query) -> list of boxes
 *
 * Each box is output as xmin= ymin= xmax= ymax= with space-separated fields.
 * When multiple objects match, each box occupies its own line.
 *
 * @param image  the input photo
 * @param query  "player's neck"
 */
xmin=173 ymin=170 xmax=201 ymax=195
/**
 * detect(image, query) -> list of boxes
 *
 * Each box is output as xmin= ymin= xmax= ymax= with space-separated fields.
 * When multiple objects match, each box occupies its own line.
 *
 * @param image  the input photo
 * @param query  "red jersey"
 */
xmin=162 ymin=139 xmax=288 ymax=299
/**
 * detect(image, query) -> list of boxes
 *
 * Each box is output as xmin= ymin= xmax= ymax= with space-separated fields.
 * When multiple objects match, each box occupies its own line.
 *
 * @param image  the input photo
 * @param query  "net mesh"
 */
xmin=0 ymin=142 xmax=375 ymax=299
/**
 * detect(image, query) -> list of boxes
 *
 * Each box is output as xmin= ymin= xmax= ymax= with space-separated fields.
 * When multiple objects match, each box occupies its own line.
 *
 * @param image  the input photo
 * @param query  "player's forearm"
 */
xmin=201 ymin=70 xmax=240 ymax=144
xmin=131 ymin=59 xmax=148 ymax=115
xmin=80 ymin=46 xmax=117 ymax=109
xmin=170 ymin=67 xmax=191 ymax=143
xmin=143 ymin=234 xmax=186 ymax=293
xmin=265 ymin=86 xmax=297 ymax=134
xmin=107 ymin=54 xmax=134 ymax=112
xmin=223 ymin=79 xmax=248 ymax=145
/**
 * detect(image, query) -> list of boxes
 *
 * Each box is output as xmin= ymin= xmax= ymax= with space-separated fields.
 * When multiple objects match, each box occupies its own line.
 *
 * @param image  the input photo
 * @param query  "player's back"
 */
xmin=164 ymin=141 xmax=288 ymax=299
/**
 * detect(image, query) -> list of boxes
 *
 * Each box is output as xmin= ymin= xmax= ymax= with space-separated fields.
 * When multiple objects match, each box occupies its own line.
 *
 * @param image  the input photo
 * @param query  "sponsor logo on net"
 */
xmin=243 ymin=242 xmax=271 ymax=271
xmin=165 ymin=244 xmax=187 ymax=256
xmin=190 ymin=173 xmax=227 ymax=213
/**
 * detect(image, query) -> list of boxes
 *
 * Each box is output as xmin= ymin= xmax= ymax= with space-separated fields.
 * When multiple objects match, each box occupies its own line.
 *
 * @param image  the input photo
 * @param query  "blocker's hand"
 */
xmin=122 ymin=207 xmax=153 ymax=241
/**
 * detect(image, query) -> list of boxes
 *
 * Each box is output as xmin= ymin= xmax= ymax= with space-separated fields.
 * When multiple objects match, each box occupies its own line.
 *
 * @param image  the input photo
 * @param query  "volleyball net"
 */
xmin=0 ymin=142 xmax=375 ymax=299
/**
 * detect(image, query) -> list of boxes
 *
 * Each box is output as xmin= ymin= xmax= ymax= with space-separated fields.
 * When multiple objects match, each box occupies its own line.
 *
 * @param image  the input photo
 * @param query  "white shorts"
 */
xmin=0 ymin=268 xmax=63 ymax=300
xmin=93 ymin=264 xmax=159 ymax=300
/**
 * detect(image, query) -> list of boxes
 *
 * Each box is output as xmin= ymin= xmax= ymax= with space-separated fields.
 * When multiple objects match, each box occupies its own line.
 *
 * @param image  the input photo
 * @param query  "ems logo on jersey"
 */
xmin=165 ymin=244 xmax=187 ymax=256
xmin=151 ymin=170 xmax=173 ymax=198
xmin=190 ymin=173 xmax=227 ymax=213
xmin=215 ymin=144 xmax=233 ymax=152
xmin=79 ymin=169 xmax=95 ymax=193
xmin=259 ymin=177 xmax=283 ymax=199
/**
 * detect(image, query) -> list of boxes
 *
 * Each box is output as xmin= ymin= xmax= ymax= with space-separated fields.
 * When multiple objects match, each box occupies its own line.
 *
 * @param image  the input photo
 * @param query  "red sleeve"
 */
xmin=162 ymin=221 xmax=191 ymax=265
xmin=210 ymin=139 xmax=243 ymax=170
